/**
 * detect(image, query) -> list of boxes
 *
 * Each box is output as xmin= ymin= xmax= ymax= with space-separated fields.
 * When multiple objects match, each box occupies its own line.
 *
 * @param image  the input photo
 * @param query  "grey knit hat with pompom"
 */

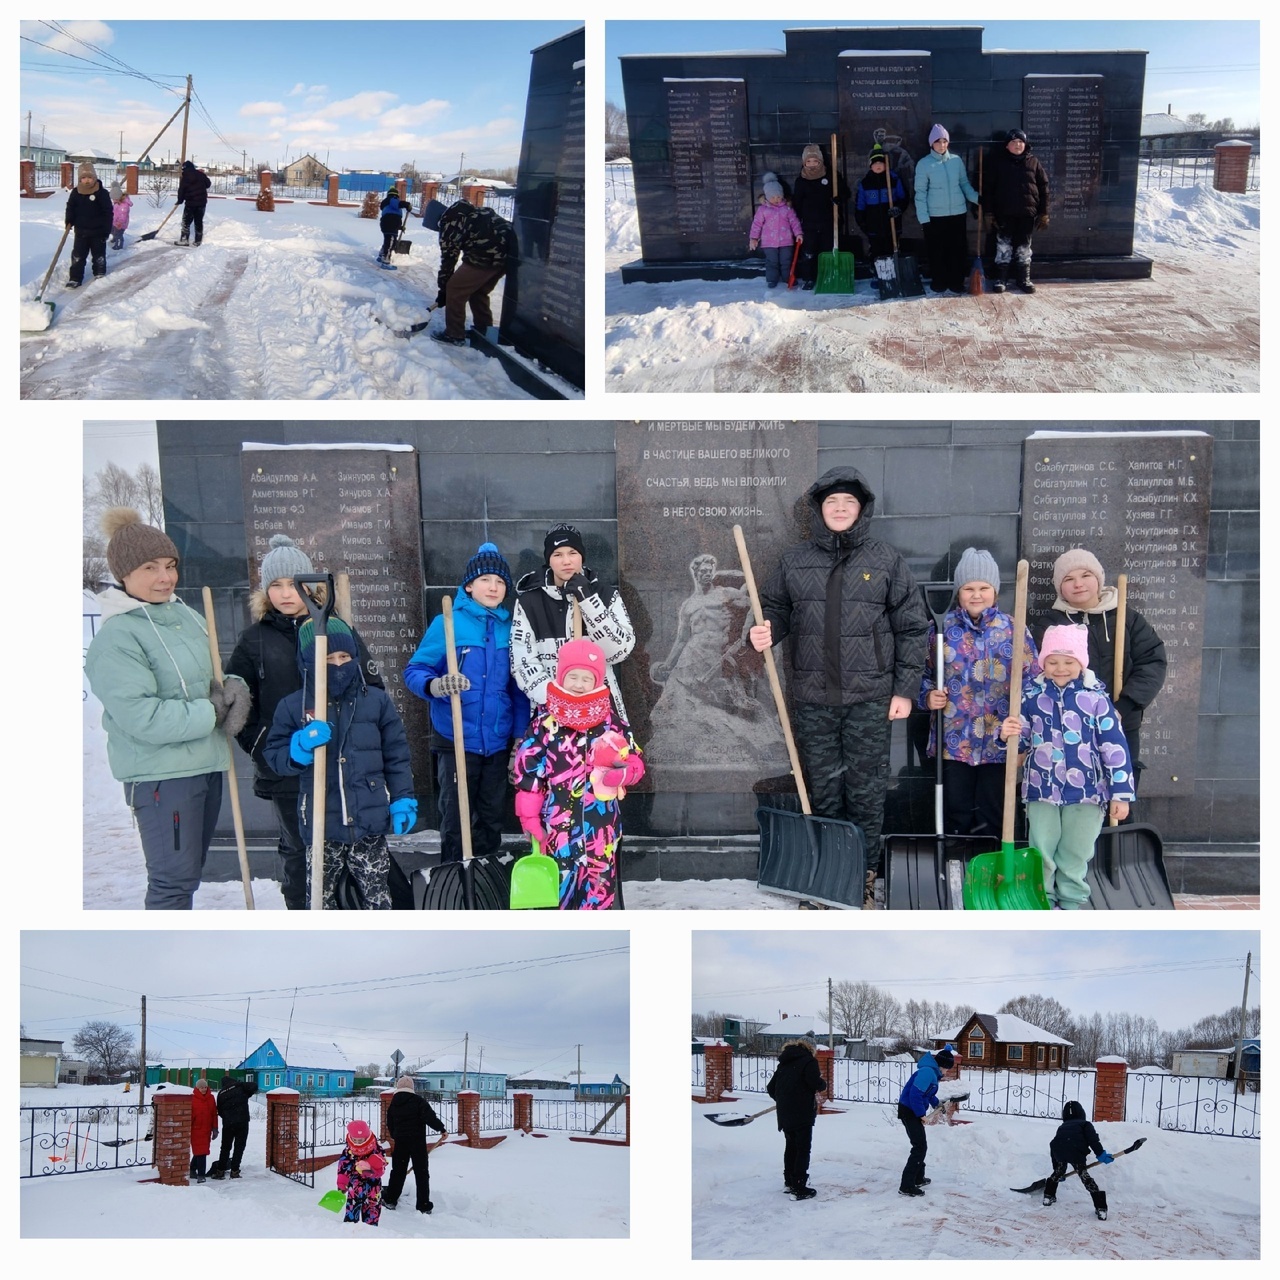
xmin=259 ymin=533 xmax=314 ymax=588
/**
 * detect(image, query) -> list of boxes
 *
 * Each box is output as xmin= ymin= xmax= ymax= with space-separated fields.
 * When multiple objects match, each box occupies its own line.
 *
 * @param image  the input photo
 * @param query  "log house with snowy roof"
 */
xmin=938 ymin=1013 xmax=1072 ymax=1072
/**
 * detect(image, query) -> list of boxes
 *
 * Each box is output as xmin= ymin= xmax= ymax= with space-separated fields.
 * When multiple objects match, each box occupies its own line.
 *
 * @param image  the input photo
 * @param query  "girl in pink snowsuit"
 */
xmin=109 ymin=182 xmax=132 ymax=250
xmin=336 ymin=1120 xmax=386 ymax=1226
xmin=749 ymin=173 xmax=804 ymax=288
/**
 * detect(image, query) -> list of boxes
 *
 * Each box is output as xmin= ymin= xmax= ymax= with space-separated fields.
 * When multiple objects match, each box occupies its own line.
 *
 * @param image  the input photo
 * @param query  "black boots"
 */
xmin=1092 ymin=1189 xmax=1108 ymax=1221
xmin=1017 ymin=264 xmax=1036 ymax=293
xmin=991 ymin=263 xmax=1008 ymax=294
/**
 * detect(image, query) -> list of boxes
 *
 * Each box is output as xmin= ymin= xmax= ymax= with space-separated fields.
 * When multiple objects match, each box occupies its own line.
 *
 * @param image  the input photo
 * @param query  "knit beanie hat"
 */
xmin=1051 ymin=548 xmax=1106 ymax=594
xmin=928 ymin=124 xmax=950 ymax=146
xmin=102 ymin=507 xmax=180 ymax=583
xmin=109 ymin=181 xmax=123 ymax=201
xmin=259 ymin=532 xmax=314 ymax=588
xmin=762 ymin=171 xmax=783 ymax=199
xmin=298 ymin=617 xmax=358 ymax=665
xmin=1006 ymin=128 xmax=1028 ymax=144
xmin=543 ymin=522 xmax=586 ymax=563
xmin=868 ymin=143 xmax=887 ymax=166
xmin=345 ymin=1120 xmax=376 ymax=1153
xmin=801 ymin=144 xmax=824 ymax=167
xmin=556 ymin=638 xmax=606 ymax=687
xmin=936 ymin=1048 xmax=955 ymax=1068
xmin=954 ymin=547 xmax=1000 ymax=594
xmin=462 ymin=541 xmax=513 ymax=596
xmin=394 ymin=1075 xmax=416 ymax=1091
xmin=1040 ymin=624 xmax=1090 ymax=671
xmin=77 ymin=161 xmax=98 ymax=182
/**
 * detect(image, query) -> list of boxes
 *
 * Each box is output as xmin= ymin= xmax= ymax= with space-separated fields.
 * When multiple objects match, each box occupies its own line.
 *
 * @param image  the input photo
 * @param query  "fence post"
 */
xmin=623 ymin=1094 xmax=631 ymax=1146
xmin=513 ymin=1091 xmax=533 ymax=1132
xmin=60 ymin=161 xmax=73 ymax=189
xmin=457 ymin=1090 xmax=480 ymax=1145
xmin=326 ymin=173 xmax=340 ymax=206
xmin=1213 ymin=141 xmax=1252 ymax=194
xmin=815 ymin=1047 xmax=835 ymax=1108
xmin=462 ymin=183 xmax=486 ymax=208
xmin=266 ymin=1089 xmax=301 ymax=1175
xmin=126 ymin=163 xmax=139 ymax=196
xmin=702 ymin=1042 xmax=733 ymax=1103
xmin=1093 ymin=1057 xmax=1128 ymax=1123
xmin=20 ymin=160 xmax=35 ymax=197
xmin=153 ymin=1090 xmax=190 ymax=1185
xmin=257 ymin=169 xmax=275 ymax=212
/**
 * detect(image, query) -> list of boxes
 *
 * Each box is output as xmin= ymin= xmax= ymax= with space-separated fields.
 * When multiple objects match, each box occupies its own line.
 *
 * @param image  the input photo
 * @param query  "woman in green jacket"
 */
xmin=85 ymin=509 xmax=249 ymax=908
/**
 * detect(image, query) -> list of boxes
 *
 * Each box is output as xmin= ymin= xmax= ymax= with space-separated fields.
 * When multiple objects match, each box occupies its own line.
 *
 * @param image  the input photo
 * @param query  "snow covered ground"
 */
xmin=20 ymin=192 xmax=576 ymax=399
xmin=605 ymin=166 xmax=1260 ymax=393
xmin=20 ymin=1084 xmax=627 ymax=1239
xmin=692 ymin=1096 xmax=1259 ymax=1259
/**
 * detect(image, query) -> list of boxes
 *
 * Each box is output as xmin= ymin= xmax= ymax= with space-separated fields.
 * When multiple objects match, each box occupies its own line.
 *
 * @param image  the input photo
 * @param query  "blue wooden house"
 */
xmin=415 ymin=1055 xmax=506 ymax=1098
xmin=235 ymin=1038 xmax=356 ymax=1098
xmin=578 ymin=1073 xmax=628 ymax=1098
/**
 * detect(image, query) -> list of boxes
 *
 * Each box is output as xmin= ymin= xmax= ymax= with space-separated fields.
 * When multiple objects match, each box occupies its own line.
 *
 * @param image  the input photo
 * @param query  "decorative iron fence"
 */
xmin=606 ymin=164 xmax=635 ymax=204
xmin=1127 ymin=1071 xmax=1261 ymax=1138
xmin=283 ymin=1102 xmax=319 ymax=1188
xmin=20 ymin=1103 xmax=152 ymax=1178
xmin=1138 ymin=150 xmax=1259 ymax=191
xmin=531 ymin=1097 xmax=627 ymax=1137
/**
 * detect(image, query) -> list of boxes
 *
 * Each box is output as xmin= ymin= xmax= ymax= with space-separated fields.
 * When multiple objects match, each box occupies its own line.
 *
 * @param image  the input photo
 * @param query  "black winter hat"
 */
xmin=1006 ymin=129 xmax=1028 ymax=144
xmin=935 ymin=1049 xmax=955 ymax=1069
xmin=543 ymin=522 xmax=586 ymax=564
xmin=462 ymin=541 xmax=514 ymax=597
xmin=1062 ymin=1099 xmax=1086 ymax=1121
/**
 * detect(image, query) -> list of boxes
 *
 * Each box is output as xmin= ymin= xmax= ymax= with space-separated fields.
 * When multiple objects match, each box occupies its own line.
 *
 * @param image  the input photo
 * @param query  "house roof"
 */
xmin=237 ymin=1036 xmax=356 ymax=1071
xmin=1141 ymin=113 xmax=1196 ymax=137
xmin=757 ymin=1015 xmax=843 ymax=1038
xmin=947 ymin=1012 xmax=1073 ymax=1047
xmin=418 ymin=1055 xmax=510 ymax=1076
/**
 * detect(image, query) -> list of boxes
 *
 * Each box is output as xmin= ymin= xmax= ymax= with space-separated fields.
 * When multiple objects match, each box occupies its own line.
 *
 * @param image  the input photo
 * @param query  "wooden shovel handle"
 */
xmin=1110 ymin=574 xmax=1127 ymax=828
xmin=1001 ymin=560 xmax=1030 ymax=845
xmin=733 ymin=525 xmax=811 ymax=815
xmin=442 ymin=596 xmax=473 ymax=865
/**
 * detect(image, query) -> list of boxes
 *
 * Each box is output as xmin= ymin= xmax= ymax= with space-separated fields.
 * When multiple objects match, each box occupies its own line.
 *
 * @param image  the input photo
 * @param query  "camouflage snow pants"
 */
xmin=792 ymin=700 xmax=893 ymax=870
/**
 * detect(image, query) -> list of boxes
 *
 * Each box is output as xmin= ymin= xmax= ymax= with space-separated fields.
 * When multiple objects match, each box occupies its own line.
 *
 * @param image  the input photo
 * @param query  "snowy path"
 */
xmin=20 ymin=199 xmax=530 ymax=400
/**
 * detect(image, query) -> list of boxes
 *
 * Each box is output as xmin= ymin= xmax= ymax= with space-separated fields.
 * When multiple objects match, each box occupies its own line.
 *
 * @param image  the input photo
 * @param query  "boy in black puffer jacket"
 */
xmin=383 ymin=1075 xmax=447 ymax=1213
xmin=64 ymin=162 xmax=114 ymax=287
xmin=983 ymin=129 xmax=1049 ymax=293
xmin=766 ymin=1039 xmax=827 ymax=1198
xmin=263 ymin=617 xmax=415 ymax=910
xmin=1043 ymin=1100 xmax=1114 ymax=1219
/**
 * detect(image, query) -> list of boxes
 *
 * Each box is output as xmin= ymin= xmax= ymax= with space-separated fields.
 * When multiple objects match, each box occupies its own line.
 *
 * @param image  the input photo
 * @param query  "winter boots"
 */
xmin=789 ymin=1185 xmax=817 ymax=1200
xmin=1092 ymin=1189 xmax=1108 ymax=1221
xmin=991 ymin=263 xmax=1008 ymax=294
xmin=899 ymin=1184 xmax=925 ymax=1197
xmin=1017 ymin=264 xmax=1036 ymax=294
xmin=863 ymin=870 xmax=878 ymax=910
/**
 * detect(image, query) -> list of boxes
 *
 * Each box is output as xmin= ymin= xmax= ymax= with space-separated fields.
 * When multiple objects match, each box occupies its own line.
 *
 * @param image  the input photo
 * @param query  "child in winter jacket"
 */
xmin=337 ymin=1120 xmax=387 ymax=1226
xmin=897 ymin=1047 xmax=954 ymax=1195
xmin=749 ymin=173 xmax=803 ymax=288
xmin=1043 ymin=1100 xmax=1114 ymax=1219
xmin=918 ymin=548 xmax=1040 ymax=837
xmin=404 ymin=542 xmax=529 ymax=866
xmin=914 ymin=124 xmax=979 ymax=294
xmin=64 ymin=161 xmax=114 ymax=286
xmin=512 ymin=638 xmax=645 ymax=910
xmin=1001 ymin=625 xmax=1134 ymax=909
xmin=984 ymin=128 xmax=1049 ymax=293
xmin=109 ymin=181 xmax=132 ymax=250
xmin=263 ymin=617 xmax=416 ymax=909
xmin=766 ymin=1039 xmax=827 ymax=1199
xmin=854 ymin=145 xmax=906 ymax=262
xmin=377 ymin=186 xmax=403 ymax=265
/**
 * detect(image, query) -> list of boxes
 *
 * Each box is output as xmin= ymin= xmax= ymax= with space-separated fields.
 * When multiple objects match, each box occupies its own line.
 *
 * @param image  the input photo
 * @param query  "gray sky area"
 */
xmin=694 ymin=931 xmax=1258 ymax=1031
xmin=84 ymin=420 xmax=159 ymax=477
xmin=22 ymin=931 xmax=629 ymax=1081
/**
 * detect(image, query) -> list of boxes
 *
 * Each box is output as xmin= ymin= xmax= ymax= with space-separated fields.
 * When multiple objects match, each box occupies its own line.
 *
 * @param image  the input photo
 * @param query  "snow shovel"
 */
xmin=318 ymin=1188 xmax=346 ymax=1212
xmin=137 ymin=203 xmax=180 ymax=243
xmin=294 ymin=574 xmax=335 ymax=911
xmin=1011 ymin=1136 xmax=1146 ymax=1193
xmin=787 ymin=240 xmax=802 ymax=289
xmin=441 ymin=595 xmax=479 ymax=911
xmin=734 ymin=525 xmax=867 ymax=909
xmin=201 ymin=587 xmax=255 ymax=909
xmin=704 ymin=1104 xmax=776 ymax=1128
xmin=377 ymin=302 xmax=441 ymax=339
xmin=510 ymin=837 xmax=560 ymax=910
xmin=24 ymin=225 xmax=71 ymax=331
xmin=814 ymin=134 xmax=856 ymax=294
xmin=967 ymin=149 xmax=986 ymax=295
xmin=884 ymin=582 xmax=998 ymax=909
xmin=962 ymin=560 xmax=1050 ymax=910
xmin=1083 ymin=573 xmax=1174 ymax=909
xmin=874 ymin=163 xmax=902 ymax=299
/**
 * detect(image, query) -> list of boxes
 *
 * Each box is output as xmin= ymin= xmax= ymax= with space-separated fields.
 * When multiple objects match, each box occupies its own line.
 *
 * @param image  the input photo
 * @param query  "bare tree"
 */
xmin=998 ymin=993 xmax=1075 ymax=1039
xmin=830 ymin=980 xmax=902 ymax=1039
xmin=83 ymin=533 xmax=109 ymax=590
xmin=605 ymin=100 xmax=629 ymax=161
xmin=145 ymin=172 xmax=171 ymax=209
xmin=72 ymin=1020 xmax=136 ymax=1078
xmin=134 ymin=463 xmax=164 ymax=527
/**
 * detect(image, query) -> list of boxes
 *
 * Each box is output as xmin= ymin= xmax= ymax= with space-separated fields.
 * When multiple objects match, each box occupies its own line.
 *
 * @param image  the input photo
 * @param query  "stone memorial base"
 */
xmin=468 ymin=327 xmax=571 ymax=400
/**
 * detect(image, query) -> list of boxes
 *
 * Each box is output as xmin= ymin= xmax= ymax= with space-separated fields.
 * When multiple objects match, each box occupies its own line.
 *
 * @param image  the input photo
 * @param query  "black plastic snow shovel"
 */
xmin=24 ymin=226 xmax=71 ymax=331
xmin=1011 ymin=1136 xmax=1146 ymax=1193
xmin=962 ymin=560 xmax=1050 ymax=910
xmin=734 ymin=525 xmax=867 ymax=909
xmin=884 ymin=582 xmax=999 ymax=910
xmin=294 ymin=574 xmax=335 ymax=911
xmin=137 ymin=203 xmax=179 ymax=242
xmin=704 ymin=1104 xmax=777 ymax=1128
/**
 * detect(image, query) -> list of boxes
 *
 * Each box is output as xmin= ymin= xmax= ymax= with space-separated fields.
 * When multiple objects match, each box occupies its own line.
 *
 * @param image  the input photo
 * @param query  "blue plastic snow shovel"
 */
xmin=510 ymin=838 xmax=560 ymax=910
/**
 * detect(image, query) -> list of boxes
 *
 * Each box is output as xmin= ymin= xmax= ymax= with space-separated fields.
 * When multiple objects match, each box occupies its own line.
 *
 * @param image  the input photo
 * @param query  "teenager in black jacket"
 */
xmin=383 ymin=1076 xmax=447 ymax=1213
xmin=984 ymin=129 xmax=1049 ymax=293
xmin=766 ymin=1040 xmax=827 ymax=1198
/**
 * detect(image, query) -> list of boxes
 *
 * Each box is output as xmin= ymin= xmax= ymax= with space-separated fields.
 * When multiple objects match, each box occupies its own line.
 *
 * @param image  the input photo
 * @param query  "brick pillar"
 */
xmin=1213 ymin=141 xmax=1252 ymax=194
xmin=462 ymin=183 xmax=486 ymax=207
xmin=421 ymin=180 xmax=439 ymax=203
xmin=20 ymin=160 xmax=35 ymax=197
xmin=266 ymin=1090 xmax=300 ymax=1175
xmin=395 ymin=178 xmax=408 ymax=202
xmin=623 ymin=1094 xmax=631 ymax=1146
xmin=61 ymin=161 xmax=73 ymax=189
xmin=326 ymin=173 xmax=340 ymax=206
xmin=1093 ymin=1059 xmax=1128 ymax=1123
xmin=703 ymin=1043 xmax=733 ymax=1103
xmin=513 ymin=1091 xmax=533 ymax=1131
xmin=256 ymin=170 xmax=275 ymax=212
xmin=457 ymin=1090 xmax=480 ymax=1145
xmin=126 ymin=164 xmax=138 ymax=195
xmin=379 ymin=1090 xmax=395 ymax=1141
xmin=815 ymin=1047 xmax=835 ymax=1106
xmin=152 ymin=1091 xmax=190 ymax=1186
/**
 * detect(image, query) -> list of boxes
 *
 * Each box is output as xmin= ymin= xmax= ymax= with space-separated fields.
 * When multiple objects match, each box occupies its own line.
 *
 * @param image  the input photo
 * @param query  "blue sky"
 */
xmin=607 ymin=20 xmax=1260 ymax=125
xmin=693 ymin=932 xmax=1259 ymax=1031
xmin=21 ymin=20 xmax=582 ymax=173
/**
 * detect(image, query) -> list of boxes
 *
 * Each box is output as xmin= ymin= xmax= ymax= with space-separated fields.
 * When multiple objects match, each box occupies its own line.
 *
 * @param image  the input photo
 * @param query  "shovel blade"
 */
xmin=318 ymin=1188 xmax=346 ymax=1212
xmin=964 ymin=841 xmax=1050 ymax=910
xmin=509 ymin=852 xmax=560 ymax=910
xmin=814 ymin=249 xmax=857 ymax=294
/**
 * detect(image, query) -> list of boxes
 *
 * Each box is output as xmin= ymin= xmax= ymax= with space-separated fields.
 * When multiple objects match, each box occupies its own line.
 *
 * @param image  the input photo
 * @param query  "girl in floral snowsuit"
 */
xmin=513 ymin=639 xmax=644 ymax=910
xmin=337 ymin=1120 xmax=386 ymax=1226
xmin=1001 ymin=625 xmax=1133 ymax=909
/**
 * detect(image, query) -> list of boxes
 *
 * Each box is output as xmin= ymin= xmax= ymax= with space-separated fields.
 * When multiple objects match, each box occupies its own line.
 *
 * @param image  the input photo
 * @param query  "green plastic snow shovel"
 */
xmin=814 ymin=134 xmax=856 ymax=294
xmin=510 ymin=838 xmax=560 ymax=910
xmin=962 ymin=559 xmax=1050 ymax=910
xmin=318 ymin=1188 xmax=346 ymax=1212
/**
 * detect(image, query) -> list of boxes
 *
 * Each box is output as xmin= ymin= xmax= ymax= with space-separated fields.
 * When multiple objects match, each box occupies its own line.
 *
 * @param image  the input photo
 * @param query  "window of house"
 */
xmin=318 ymin=1075 xmax=326 ymax=1087
xmin=1008 ymin=1045 xmax=1024 ymax=1061
xmin=1050 ymin=1048 xmax=1059 ymax=1065
xmin=307 ymin=1074 xmax=314 ymax=1088
xmin=968 ymin=1039 xmax=984 ymax=1059
xmin=1037 ymin=1046 xmax=1046 ymax=1064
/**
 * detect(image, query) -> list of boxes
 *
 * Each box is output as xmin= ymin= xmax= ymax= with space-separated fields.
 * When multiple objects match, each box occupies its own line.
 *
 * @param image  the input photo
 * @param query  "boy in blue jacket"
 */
xmin=263 ymin=617 xmax=415 ymax=909
xmin=897 ymin=1046 xmax=954 ymax=1196
xmin=404 ymin=543 xmax=529 ymax=864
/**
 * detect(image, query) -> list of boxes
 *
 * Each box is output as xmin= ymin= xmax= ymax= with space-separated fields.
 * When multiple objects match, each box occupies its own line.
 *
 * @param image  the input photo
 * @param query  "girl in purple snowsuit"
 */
xmin=749 ymin=173 xmax=804 ymax=288
xmin=109 ymin=182 xmax=132 ymax=250
xmin=337 ymin=1120 xmax=386 ymax=1226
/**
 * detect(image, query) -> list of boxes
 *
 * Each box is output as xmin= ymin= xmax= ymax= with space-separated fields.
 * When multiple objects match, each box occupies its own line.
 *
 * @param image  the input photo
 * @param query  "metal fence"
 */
xmin=606 ymin=163 xmax=635 ymax=205
xmin=20 ymin=1103 xmax=152 ymax=1178
xmin=1128 ymin=1071 xmax=1261 ymax=1139
xmin=1138 ymin=150 xmax=1259 ymax=191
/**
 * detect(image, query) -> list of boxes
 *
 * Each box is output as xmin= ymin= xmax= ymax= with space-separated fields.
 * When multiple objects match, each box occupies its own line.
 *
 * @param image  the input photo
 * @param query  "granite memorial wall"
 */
xmin=620 ymin=25 xmax=1149 ymax=281
xmin=498 ymin=26 xmax=585 ymax=390
xmin=155 ymin=420 xmax=1256 ymax=851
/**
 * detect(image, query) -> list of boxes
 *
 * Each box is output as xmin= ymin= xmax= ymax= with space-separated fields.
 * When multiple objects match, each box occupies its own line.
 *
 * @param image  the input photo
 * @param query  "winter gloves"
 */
xmin=355 ymin=1153 xmax=386 ymax=1179
xmin=289 ymin=719 xmax=332 ymax=765
xmin=209 ymin=677 xmax=251 ymax=736
xmin=515 ymin=788 xmax=548 ymax=847
xmin=1097 ymin=1151 xmax=1114 ymax=1164
xmin=429 ymin=673 xmax=471 ymax=697
xmin=562 ymin=571 xmax=599 ymax=602
xmin=389 ymin=797 xmax=418 ymax=835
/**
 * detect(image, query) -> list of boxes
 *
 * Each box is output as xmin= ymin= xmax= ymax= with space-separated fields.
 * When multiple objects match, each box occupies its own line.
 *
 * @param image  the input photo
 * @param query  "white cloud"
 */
xmin=315 ymin=90 xmax=398 ymax=122
xmin=381 ymin=99 xmax=452 ymax=129
xmin=20 ymin=19 xmax=115 ymax=56
xmin=241 ymin=101 xmax=287 ymax=118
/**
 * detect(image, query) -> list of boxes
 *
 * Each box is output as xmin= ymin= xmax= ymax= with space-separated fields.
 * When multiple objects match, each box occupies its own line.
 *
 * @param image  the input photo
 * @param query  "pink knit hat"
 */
xmin=1040 ymin=625 xmax=1089 ymax=670
xmin=556 ymin=638 xmax=605 ymax=686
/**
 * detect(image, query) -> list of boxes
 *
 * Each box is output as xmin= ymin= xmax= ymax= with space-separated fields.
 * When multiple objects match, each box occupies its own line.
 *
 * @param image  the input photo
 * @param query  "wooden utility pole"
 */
xmin=827 ymin=978 xmax=834 ymax=1051
xmin=139 ymin=994 xmax=147 ymax=1110
xmin=179 ymin=74 xmax=192 ymax=164
xmin=1232 ymin=951 xmax=1252 ymax=1089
